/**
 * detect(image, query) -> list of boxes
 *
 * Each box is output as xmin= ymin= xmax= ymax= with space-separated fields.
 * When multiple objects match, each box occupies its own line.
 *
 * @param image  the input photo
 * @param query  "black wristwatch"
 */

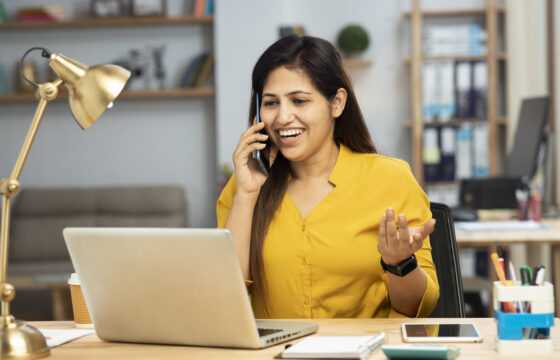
xmin=380 ymin=254 xmax=418 ymax=277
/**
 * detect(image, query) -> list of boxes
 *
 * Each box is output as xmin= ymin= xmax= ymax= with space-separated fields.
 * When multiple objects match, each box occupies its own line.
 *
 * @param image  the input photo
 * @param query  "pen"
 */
xmin=491 ymin=253 xmax=516 ymax=313
xmin=508 ymin=262 xmax=523 ymax=313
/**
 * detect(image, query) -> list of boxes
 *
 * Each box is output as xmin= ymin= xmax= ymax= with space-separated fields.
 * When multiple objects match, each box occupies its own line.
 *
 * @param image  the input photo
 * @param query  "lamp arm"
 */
xmin=0 ymin=79 xmax=62 ymax=318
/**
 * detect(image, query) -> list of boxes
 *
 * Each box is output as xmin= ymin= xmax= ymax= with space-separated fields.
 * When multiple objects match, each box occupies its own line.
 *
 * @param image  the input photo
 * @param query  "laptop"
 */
xmin=63 ymin=227 xmax=318 ymax=348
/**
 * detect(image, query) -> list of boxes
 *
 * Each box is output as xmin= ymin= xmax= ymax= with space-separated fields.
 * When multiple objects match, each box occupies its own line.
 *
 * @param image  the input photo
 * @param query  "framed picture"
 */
xmin=91 ymin=0 xmax=125 ymax=18
xmin=131 ymin=0 xmax=166 ymax=17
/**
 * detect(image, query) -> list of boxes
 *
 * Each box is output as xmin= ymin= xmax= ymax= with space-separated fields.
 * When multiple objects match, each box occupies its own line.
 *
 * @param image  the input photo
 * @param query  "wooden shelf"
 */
xmin=342 ymin=58 xmax=373 ymax=68
xmin=404 ymin=7 xmax=505 ymax=17
xmin=404 ymin=53 xmax=506 ymax=63
xmin=404 ymin=117 xmax=507 ymax=127
xmin=0 ymin=88 xmax=215 ymax=103
xmin=0 ymin=15 xmax=212 ymax=30
xmin=424 ymin=181 xmax=459 ymax=187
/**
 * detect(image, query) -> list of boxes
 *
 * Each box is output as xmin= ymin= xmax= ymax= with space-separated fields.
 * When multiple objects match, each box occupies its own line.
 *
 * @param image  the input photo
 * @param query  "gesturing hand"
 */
xmin=378 ymin=207 xmax=436 ymax=266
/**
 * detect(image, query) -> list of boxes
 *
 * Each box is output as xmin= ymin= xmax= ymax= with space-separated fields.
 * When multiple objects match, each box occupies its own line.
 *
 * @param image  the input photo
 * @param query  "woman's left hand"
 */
xmin=378 ymin=207 xmax=436 ymax=266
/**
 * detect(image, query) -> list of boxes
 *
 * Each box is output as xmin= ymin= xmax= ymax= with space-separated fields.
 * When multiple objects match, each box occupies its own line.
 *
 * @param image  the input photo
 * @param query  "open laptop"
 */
xmin=63 ymin=227 xmax=318 ymax=348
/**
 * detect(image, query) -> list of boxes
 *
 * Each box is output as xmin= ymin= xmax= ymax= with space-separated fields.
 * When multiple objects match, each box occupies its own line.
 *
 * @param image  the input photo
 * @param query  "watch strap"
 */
xmin=380 ymin=254 xmax=418 ymax=277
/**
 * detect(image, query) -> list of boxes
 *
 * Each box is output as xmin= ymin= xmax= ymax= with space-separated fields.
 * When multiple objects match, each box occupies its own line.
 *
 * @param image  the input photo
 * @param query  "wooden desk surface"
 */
xmin=33 ymin=318 xmax=560 ymax=359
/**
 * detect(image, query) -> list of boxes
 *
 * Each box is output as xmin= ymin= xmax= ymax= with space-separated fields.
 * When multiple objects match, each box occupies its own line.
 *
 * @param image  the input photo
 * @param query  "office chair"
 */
xmin=428 ymin=202 xmax=466 ymax=317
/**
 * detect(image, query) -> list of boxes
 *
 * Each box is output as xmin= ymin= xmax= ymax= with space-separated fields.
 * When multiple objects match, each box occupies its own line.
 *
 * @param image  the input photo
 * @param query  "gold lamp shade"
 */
xmin=49 ymin=53 xmax=131 ymax=129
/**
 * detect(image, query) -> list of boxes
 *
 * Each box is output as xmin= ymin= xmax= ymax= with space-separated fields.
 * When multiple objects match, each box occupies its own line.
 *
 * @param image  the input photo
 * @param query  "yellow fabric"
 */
xmin=217 ymin=144 xmax=439 ymax=318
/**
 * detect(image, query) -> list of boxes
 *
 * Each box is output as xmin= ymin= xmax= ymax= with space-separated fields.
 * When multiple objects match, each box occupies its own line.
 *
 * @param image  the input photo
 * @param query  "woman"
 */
xmin=217 ymin=35 xmax=439 ymax=319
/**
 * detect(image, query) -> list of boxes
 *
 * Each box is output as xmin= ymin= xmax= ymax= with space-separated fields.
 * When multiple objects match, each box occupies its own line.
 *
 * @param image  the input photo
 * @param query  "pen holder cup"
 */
xmin=493 ymin=281 xmax=555 ymax=355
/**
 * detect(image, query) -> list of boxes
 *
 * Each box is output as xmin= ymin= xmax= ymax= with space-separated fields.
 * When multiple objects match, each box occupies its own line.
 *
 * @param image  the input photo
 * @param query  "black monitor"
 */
xmin=505 ymin=97 xmax=550 ymax=178
xmin=458 ymin=97 xmax=549 ymax=211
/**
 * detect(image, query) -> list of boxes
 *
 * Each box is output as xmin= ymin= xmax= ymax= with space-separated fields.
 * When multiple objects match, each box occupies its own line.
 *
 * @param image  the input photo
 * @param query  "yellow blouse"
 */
xmin=217 ymin=144 xmax=439 ymax=319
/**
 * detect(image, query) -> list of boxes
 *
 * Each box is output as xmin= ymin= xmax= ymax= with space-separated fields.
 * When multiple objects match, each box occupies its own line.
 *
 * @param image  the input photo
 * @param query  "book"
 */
xmin=193 ymin=0 xmax=206 ymax=17
xmin=179 ymin=54 xmax=203 ymax=87
xmin=193 ymin=52 xmax=214 ymax=87
xmin=281 ymin=333 xmax=386 ymax=360
xmin=205 ymin=0 xmax=214 ymax=15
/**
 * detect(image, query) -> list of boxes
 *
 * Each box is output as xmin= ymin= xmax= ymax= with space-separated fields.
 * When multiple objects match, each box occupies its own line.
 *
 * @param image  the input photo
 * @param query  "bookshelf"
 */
xmin=405 ymin=0 xmax=507 ymax=188
xmin=0 ymin=15 xmax=213 ymax=30
xmin=0 ymin=15 xmax=214 ymax=101
xmin=0 ymin=88 xmax=215 ymax=103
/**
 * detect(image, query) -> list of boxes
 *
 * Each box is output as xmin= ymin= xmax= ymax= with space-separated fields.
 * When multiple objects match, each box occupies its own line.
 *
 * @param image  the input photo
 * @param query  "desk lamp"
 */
xmin=0 ymin=47 xmax=130 ymax=358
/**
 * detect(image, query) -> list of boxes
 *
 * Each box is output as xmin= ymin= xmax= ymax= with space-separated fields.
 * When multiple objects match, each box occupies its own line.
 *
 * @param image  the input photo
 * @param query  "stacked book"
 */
xmin=193 ymin=0 xmax=213 ymax=16
xmin=18 ymin=5 xmax=68 ymax=22
xmin=179 ymin=53 xmax=214 ymax=88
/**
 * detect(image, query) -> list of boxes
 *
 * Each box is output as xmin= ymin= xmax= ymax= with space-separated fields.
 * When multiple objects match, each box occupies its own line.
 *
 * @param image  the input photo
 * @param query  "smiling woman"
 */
xmin=217 ymin=35 xmax=439 ymax=320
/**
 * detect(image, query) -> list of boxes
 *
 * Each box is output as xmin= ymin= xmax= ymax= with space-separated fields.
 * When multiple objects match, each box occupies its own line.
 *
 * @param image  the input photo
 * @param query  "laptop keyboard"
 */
xmin=258 ymin=328 xmax=283 ymax=337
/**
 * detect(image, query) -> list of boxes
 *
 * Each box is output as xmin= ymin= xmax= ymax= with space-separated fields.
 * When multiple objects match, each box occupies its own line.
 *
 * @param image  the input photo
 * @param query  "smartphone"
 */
xmin=401 ymin=323 xmax=483 ymax=343
xmin=382 ymin=344 xmax=460 ymax=360
xmin=253 ymin=93 xmax=270 ymax=175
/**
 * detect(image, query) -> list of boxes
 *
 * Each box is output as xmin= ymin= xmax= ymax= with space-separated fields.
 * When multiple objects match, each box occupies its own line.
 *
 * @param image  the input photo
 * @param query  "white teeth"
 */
xmin=279 ymin=129 xmax=303 ymax=137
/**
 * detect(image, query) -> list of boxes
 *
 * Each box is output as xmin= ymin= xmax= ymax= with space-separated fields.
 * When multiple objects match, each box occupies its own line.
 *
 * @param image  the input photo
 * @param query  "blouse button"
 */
xmin=302 ymin=224 xmax=306 ymax=231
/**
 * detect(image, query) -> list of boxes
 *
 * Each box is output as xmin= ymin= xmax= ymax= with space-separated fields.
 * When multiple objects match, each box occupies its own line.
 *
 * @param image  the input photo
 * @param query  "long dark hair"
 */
xmin=248 ymin=35 xmax=376 ymax=315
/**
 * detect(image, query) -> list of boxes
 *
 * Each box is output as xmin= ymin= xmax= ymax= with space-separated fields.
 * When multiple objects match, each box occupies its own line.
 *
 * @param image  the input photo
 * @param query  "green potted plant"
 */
xmin=336 ymin=24 xmax=370 ymax=57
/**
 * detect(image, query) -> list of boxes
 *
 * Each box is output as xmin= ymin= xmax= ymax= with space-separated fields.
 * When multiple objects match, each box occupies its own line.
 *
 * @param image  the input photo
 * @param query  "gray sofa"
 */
xmin=7 ymin=185 xmax=187 ymax=320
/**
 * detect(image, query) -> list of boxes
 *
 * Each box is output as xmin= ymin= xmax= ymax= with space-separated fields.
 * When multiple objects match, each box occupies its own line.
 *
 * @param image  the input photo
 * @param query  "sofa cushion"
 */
xmin=9 ymin=185 xmax=187 ymax=263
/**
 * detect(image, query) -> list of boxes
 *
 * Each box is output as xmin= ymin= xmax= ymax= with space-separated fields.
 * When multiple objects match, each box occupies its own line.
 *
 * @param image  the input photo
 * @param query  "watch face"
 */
xmin=92 ymin=0 xmax=123 ymax=18
xmin=132 ymin=0 xmax=165 ymax=16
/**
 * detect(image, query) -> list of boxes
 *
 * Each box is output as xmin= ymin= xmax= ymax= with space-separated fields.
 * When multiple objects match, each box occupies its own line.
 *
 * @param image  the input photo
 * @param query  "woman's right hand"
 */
xmin=232 ymin=121 xmax=277 ymax=196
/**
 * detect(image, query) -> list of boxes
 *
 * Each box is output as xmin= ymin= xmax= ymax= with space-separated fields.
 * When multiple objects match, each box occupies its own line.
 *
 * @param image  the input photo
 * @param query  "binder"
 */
xmin=440 ymin=126 xmax=456 ymax=182
xmin=455 ymin=61 xmax=472 ymax=118
xmin=423 ymin=127 xmax=441 ymax=183
xmin=472 ymin=61 xmax=488 ymax=119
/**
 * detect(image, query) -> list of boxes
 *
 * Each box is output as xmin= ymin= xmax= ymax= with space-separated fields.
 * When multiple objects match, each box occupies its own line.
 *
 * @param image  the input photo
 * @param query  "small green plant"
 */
xmin=337 ymin=25 xmax=370 ymax=55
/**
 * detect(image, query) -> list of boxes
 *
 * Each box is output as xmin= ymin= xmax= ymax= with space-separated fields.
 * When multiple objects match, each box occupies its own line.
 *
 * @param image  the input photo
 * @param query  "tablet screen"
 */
xmin=402 ymin=323 xmax=483 ymax=342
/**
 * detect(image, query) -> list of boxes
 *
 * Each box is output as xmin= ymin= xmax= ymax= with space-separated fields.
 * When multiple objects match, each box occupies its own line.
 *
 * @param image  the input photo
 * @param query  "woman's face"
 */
xmin=260 ymin=66 xmax=345 ymax=164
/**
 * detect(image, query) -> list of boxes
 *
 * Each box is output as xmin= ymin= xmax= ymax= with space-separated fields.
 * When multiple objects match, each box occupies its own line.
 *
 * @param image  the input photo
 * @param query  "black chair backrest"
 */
xmin=428 ymin=202 xmax=466 ymax=317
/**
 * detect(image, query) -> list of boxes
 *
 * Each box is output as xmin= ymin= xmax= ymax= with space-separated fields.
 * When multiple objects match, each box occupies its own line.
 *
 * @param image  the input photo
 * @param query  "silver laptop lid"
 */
xmin=63 ymin=227 xmax=263 ymax=348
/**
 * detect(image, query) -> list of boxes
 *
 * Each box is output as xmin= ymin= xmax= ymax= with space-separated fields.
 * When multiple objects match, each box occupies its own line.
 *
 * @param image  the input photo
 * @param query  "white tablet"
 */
xmin=401 ymin=323 xmax=483 ymax=343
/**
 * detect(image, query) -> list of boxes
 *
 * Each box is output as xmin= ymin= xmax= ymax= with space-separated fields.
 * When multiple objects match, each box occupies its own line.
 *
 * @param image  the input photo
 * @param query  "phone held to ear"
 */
xmin=253 ymin=93 xmax=270 ymax=176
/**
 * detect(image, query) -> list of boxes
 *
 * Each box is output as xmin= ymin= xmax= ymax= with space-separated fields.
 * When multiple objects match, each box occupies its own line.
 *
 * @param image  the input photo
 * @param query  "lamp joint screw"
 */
xmin=0 ymin=284 xmax=15 ymax=302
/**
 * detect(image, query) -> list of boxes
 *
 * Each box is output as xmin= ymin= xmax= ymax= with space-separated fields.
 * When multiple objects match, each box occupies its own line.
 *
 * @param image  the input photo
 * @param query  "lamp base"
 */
xmin=0 ymin=316 xmax=50 ymax=359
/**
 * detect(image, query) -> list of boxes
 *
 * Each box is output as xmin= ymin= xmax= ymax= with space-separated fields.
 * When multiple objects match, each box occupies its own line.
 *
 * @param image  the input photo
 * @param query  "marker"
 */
xmin=533 ymin=265 xmax=545 ymax=285
xmin=520 ymin=266 xmax=532 ymax=286
xmin=519 ymin=265 xmax=535 ymax=285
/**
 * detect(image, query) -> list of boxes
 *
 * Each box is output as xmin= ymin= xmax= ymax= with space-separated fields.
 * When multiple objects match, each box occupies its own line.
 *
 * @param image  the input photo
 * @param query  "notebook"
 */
xmin=63 ymin=227 xmax=318 ymax=349
xmin=281 ymin=333 xmax=386 ymax=359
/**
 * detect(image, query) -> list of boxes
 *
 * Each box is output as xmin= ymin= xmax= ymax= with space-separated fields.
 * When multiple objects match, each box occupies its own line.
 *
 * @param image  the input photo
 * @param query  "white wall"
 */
xmin=215 ymin=0 xmax=491 ymax=172
xmin=215 ymin=0 xmax=414 ymax=170
xmin=0 ymin=0 xmax=217 ymax=227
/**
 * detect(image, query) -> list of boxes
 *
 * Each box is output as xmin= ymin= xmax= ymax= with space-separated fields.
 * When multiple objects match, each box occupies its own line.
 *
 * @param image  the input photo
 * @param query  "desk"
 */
xmin=455 ymin=219 xmax=560 ymax=316
xmin=33 ymin=318 xmax=560 ymax=359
